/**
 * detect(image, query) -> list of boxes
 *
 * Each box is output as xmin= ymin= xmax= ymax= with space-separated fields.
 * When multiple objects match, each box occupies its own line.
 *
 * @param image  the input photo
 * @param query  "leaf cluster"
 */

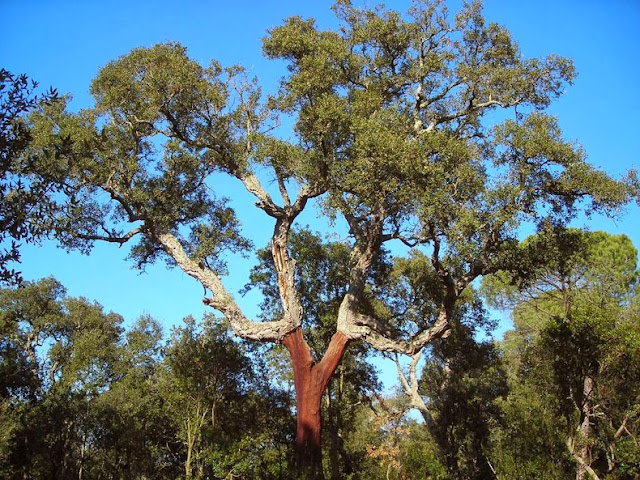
xmin=0 ymin=69 xmax=58 ymax=284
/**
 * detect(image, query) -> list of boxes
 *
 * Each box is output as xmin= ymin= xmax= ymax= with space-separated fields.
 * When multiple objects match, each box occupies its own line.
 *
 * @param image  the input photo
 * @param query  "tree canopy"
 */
xmin=21 ymin=0 xmax=636 ymax=348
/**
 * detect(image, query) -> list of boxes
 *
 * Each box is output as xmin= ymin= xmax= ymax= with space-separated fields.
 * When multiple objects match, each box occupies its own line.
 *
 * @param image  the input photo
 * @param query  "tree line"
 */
xmin=1 ymin=0 xmax=639 ymax=478
xmin=2 ymin=228 xmax=638 ymax=479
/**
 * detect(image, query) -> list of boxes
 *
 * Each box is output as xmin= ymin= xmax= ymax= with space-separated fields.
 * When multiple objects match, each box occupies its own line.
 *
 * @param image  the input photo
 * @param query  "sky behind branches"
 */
xmin=2 ymin=0 xmax=639 ymax=348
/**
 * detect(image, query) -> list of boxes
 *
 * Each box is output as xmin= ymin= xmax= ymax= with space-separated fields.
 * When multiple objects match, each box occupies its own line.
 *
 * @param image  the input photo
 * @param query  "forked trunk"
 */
xmin=282 ymin=328 xmax=349 ymax=480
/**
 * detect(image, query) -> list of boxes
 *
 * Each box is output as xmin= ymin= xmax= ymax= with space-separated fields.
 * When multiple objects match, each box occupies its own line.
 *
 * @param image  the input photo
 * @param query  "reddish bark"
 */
xmin=282 ymin=328 xmax=349 ymax=478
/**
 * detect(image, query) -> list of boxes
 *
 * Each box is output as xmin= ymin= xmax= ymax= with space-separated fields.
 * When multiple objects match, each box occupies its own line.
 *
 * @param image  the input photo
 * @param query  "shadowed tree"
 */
xmin=0 ymin=278 xmax=127 ymax=479
xmin=160 ymin=314 xmax=296 ymax=479
xmin=0 ymin=279 xmax=297 ymax=479
xmin=484 ymin=229 xmax=640 ymax=480
xmin=15 ymin=1 xmax=638 ymax=476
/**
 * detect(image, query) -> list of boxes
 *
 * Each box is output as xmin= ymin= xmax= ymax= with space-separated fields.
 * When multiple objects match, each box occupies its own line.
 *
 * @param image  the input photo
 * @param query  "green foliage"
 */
xmin=490 ymin=383 xmax=573 ymax=479
xmin=0 ymin=278 xmax=180 ymax=479
xmin=399 ymin=423 xmax=448 ymax=479
xmin=10 ymin=0 xmax=633 ymax=292
xmin=419 ymin=323 xmax=508 ymax=479
xmin=0 ymin=279 xmax=299 ymax=479
xmin=0 ymin=69 xmax=58 ymax=284
xmin=262 ymin=0 xmax=635 ymax=271
xmin=24 ymin=42 xmax=253 ymax=271
xmin=4 ymin=1 xmax=639 ymax=477
xmin=485 ymin=229 xmax=640 ymax=479
xmin=341 ymin=400 xmax=448 ymax=479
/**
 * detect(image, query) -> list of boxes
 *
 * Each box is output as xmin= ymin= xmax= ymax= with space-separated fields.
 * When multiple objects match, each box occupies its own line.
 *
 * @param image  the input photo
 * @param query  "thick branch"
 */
xmin=316 ymin=331 xmax=350 ymax=392
xmin=271 ymin=215 xmax=305 ymax=330
xmin=338 ymin=299 xmax=451 ymax=355
xmin=291 ymin=183 xmax=325 ymax=217
xmin=157 ymin=232 xmax=297 ymax=341
xmin=282 ymin=327 xmax=315 ymax=369
xmin=337 ymin=218 xmax=455 ymax=354
xmin=237 ymin=170 xmax=283 ymax=218
xmin=408 ymin=307 xmax=451 ymax=351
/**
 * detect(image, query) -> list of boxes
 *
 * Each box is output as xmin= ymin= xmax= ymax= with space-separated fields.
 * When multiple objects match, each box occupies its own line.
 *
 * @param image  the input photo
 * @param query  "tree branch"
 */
xmin=236 ymin=170 xmax=283 ymax=218
xmin=102 ymin=185 xmax=144 ymax=223
xmin=339 ymin=304 xmax=451 ymax=355
xmin=316 ymin=331 xmax=350 ymax=391
xmin=75 ymin=226 xmax=143 ymax=245
xmin=157 ymin=231 xmax=298 ymax=341
xmin=393 ymin=351 xmax=437 ymax=431
xmin=417 ymin=92 xmax=522 ymax=135
xmin=566 ymin=436 xmax=602 ymax=480
xmin=275 ymin=168 xmax=291 ymax=208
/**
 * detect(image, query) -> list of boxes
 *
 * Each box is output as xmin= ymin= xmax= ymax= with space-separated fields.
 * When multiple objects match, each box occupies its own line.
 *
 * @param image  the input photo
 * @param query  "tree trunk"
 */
xmin=575 ymin=375 xmax=600 ymax=480
xmin=295 ymin=376 xmax=324 ymax=478
xmin=282 ymin=328 xmax=349 ymax=480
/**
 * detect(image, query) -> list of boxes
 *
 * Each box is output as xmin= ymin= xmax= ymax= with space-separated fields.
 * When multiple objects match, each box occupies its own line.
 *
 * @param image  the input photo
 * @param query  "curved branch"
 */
xmin=336 ymin=290 xmax=450 ymax=355
xmin=356 ymin=309 xmax=450 ymax=354
xmin=157 ymin=232 xmax=298 ymax=341
xmin=394 ymin=352 xmax=437 ymax=431
xmin=237 ymin=170 xmax=283 ymax=218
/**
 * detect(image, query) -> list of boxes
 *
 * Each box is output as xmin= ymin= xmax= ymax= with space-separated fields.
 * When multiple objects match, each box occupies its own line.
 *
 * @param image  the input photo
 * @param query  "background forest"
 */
xmin=2 ymin=228 xmax=640 ymax=479
xmin=1 ymin=1 xmax=639 ymax=479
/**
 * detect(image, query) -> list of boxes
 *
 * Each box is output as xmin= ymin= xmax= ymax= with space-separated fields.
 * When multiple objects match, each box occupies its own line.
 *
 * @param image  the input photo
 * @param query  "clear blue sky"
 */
xmin=2 ymin=0 xmax=639 ymax=340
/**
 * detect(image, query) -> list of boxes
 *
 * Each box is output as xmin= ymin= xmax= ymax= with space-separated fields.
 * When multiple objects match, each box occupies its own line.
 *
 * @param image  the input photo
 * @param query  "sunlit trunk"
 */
xmin=282 ymin=328 xmax=349 ymax=479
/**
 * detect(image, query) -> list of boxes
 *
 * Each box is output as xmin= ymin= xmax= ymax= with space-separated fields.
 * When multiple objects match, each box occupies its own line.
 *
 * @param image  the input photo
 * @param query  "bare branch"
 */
xmin=394 ymin=353 xmax=413 ymax=394
xmin=291 ymin=183 xmax=325 ymax=217
xmin=393 ymin=351 xmax=437 ymax=430
xmin=275 ymin=169 xmax=291 ymax=209
xmin=340 ymin=304 xmax=450 ymax=355
xmin=408 ymin=307 xmax=451 ymax=352
xmin=236 ymin=170 xmax=283 ymax=218
xmin=157 ymin=232 xmax=298 ymax=341
xmin=75 ymin=226 xmax=143 ymax=245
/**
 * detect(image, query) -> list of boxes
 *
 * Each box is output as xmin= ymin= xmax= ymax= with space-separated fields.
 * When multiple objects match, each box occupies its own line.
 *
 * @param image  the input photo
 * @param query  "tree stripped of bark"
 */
xmin=16 ymin=1 xmax=638 ymax=477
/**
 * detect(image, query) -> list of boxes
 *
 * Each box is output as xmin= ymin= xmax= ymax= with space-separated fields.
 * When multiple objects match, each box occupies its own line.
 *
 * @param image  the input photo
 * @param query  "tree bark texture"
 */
xmin=282 ymin=328 xmax=349 ymax=479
